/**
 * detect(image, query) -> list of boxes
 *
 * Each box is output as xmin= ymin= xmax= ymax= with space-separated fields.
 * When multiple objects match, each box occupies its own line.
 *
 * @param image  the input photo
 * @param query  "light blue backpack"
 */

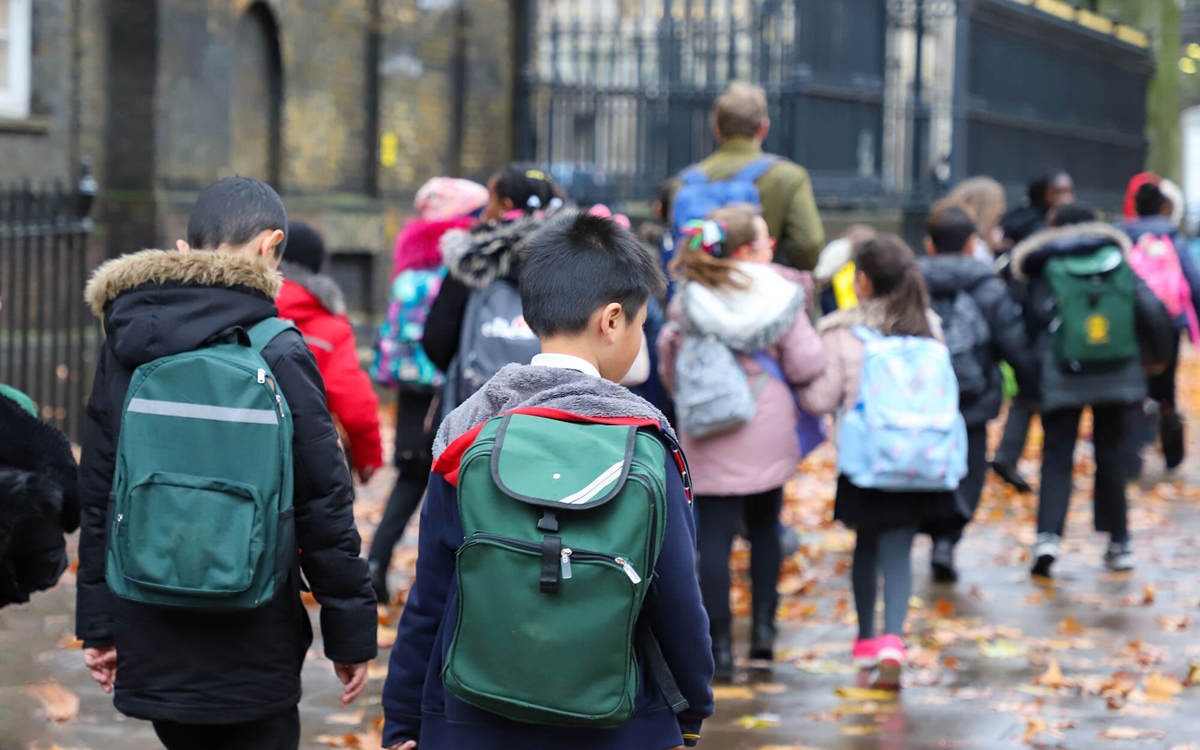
xmin=837 ymin=327 xmax=967 ymax=491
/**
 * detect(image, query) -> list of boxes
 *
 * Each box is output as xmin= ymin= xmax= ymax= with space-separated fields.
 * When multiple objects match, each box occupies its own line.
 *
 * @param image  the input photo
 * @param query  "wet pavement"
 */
xmin=6 ymin=372 xmax=1200 ymax=748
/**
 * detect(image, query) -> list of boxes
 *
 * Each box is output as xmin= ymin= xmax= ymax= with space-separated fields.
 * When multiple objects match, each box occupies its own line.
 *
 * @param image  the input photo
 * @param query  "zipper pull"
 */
xmin=615 ymin=557 xmax=642 ymax=584
xmin=114 ymin=513 xmax=124 ymax=535
xmin=276 ymin=394 xmax=285 ymax=417
xmin=257 ymin=368 xmax=266 ymax=384
xmin=560 ymin=548 xmax=573 ymax=580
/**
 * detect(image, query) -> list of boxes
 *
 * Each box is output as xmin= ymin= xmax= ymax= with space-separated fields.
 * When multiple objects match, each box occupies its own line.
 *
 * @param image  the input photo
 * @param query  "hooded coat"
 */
xmin=276 ymin=261 xmax=383 ymax=475
xmin=76 ymin=250 xmax=377 ymax=725
xmin=918 ymin=254 xmax=1036 ymax=427
xmin=1119 ymin=214 xmax=1200 ymax=330
xmin=383 ymin=364 xmax=714 ymax=749
xmin=1010 ymin=222 xmax=1175 ymax=413
xmin=656 ymin=263 xmax=825 ymax=496
xmin=0 ymin=390 xmax=79 ymax=608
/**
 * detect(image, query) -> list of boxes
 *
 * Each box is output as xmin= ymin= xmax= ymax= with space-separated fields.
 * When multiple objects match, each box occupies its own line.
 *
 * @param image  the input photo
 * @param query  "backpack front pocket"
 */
xmin=114 ymin=472 xmax=263 ymax=596
xmin=443 ymin=535 xmax=642 ymax=726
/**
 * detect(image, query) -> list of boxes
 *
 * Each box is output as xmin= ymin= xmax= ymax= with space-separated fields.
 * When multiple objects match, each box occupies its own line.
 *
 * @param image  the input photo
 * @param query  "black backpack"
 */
xmin=930 ymin=289 xmax=991 ymax=399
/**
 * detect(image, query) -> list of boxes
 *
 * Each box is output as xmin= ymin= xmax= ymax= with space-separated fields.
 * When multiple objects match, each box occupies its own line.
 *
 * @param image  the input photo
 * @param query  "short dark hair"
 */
xmin=520 ymin=211 xmax=666 ymax=337
xmin=1134 ymin=183 xmax=1166 ymax=218
xmin=1049 ymin=203 xmax=1097 ymax=227
xmin=492 ymin=165 xmax=563 ymax=214
xmin=926 ymin=205 xmax=977 ymax=256
xmin=187 ymin=176 xmax=288 ymax=255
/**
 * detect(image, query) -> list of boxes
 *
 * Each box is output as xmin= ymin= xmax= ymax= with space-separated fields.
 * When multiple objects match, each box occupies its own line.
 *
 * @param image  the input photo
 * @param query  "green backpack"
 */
xmin=105 ymin=318 xmax=296 ymax=610
xmin=443 ymin=412 xmax=686 ymax=727
xmin=1045 ymin=245 xmax=1139 ymax=373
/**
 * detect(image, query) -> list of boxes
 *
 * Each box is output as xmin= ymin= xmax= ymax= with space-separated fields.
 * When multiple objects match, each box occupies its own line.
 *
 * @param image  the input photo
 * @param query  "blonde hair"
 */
xmin=713 ymin=82 xmax=768 ymax=139
xmin=673 ymin=203 xmax=761 ymax=290
xmin=942 ymin=177 xmax=1005 ymax=239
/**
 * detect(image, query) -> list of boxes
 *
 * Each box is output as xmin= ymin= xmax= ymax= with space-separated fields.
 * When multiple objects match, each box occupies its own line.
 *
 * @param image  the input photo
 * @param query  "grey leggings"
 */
xmin=852 ymin=526 xmax=916 ymax=639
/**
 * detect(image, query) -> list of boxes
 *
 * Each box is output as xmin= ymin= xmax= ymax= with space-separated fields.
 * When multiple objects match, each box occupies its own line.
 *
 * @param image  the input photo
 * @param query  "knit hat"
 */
xmin=284 ymin=221 xmax=326 ymax=273
xmin=415 ymin=177 xmax=489 ymax=221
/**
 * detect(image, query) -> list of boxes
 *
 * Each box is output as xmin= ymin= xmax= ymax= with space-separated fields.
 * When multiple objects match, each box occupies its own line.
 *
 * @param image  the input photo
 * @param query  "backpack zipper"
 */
xmin=257 ymin=368 xmax=266 ymax=384
xmin=466 ymin=534 xmax=642 ymax=584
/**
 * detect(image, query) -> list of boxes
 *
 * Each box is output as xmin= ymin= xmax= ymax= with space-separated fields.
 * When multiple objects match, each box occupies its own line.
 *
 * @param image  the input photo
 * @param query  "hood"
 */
xmin=439 ymin=213 xmax=548 ymax=289
xmin=85 ymin=249 xmax=281 ymax=369
xmin=918 ymin=254 xmax=995 ymax=298
xmin=1010 ymin=222 xmax=1132 ymax=282
xmin=678 ymin=262 xmax=804 ymax=352
xmin=278 ymin=261 xmax=347 ymax=316
xmin=1121 ymin=215 xmax=1178 ymax=241
xmin=432 ymin=364 xmax=671 ymax=461
xmin=1123 ymin=172 xmax=1159 ymax=222
xmin=393 ymin=216 xmax=475 ymax=277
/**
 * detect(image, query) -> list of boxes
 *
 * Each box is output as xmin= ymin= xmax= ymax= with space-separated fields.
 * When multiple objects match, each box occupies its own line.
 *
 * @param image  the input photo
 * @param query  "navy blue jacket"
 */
xmin=382 ymin=433 xmax=713 ymax=749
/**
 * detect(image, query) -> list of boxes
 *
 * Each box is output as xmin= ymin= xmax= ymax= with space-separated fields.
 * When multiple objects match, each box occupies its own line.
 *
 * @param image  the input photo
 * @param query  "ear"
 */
xmin=259 ymin=229 xmax=285 ymax=259
xmin=711 ymin=118 xmax=723 ymax=143
xmin=175 ymin=239 xmax=192 ymax=254
xmin=598 ymin=302 xmax=624 ymax=344
xmin=502 ymin=197 xmax=516 ymax=213
xmin=757 ymin=118 xmax=770 ymax=141
xmin=923 ymin=236 xmax=937 ymax=256
xmin=964 ymin=233 xmax=979 ymax=254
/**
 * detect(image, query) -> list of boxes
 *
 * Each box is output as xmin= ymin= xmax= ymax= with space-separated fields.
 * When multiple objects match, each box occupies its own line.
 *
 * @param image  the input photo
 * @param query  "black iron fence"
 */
xmin=0 ymin=169 xmax=99 ymax=442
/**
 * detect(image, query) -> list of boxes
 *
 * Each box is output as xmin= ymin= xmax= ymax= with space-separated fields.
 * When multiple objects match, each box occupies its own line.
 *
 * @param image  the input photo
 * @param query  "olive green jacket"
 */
xmin=669 ymin=138 xmax=825 ymax=271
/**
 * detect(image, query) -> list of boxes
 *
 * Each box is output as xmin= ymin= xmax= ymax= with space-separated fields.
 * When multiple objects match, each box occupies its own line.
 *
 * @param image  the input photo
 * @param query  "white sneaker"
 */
xmin=1104 ymin=541 xmax=1134 ymax=572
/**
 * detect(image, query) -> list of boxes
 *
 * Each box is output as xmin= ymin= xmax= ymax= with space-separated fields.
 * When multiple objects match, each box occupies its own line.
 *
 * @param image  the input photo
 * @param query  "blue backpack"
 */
xmin=671 ymin=157 xmax=779 ymax=245
xmin=837 ymin=327 xmax=967 ymax=491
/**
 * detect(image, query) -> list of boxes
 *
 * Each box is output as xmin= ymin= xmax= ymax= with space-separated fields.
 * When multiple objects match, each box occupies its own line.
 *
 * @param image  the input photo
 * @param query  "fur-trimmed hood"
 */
xmin=438 ymin=213 xmax=549 ymax=289
xmin=393 ymin=216 xmax=475 ymax=277
xmin=1009 ymin=222 xmax=1131 ymax=282
xmin=676 ymin=262 xmax=806 ymax=352
xmin=84 ymin=249 xmax=282 ymax=369
xmin=278 ymin=260 xmax=346 ymax=316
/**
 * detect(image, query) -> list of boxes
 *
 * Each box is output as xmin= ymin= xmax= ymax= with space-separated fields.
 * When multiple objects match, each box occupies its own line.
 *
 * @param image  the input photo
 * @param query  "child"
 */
xmin=77 ymin=177 xmax=377 ymax=749
xmin=278 ymin=221 xmax=383 ymax=483
xmin=657 ymin=203 xmax=825 ymax=681
xmin=382 ymin=211 xmax=713 ymax=750
xmin=369 ymin=177 xmax=489 ymax=602
xmin=0 ymin=383 xmax=79 ymax=608
xmin=1011 ymin=205 xmax=1174 ymax=576
xmin=797 ymin=235 xmax=965 ymax=685
xmin=919 ymin=205 xmax=1035 ymax=582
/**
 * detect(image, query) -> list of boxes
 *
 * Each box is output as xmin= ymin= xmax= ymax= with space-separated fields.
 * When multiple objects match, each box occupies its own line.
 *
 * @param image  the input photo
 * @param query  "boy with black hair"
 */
xmin=77 ymin=176 xmax=376 ymax=749
xmin=919 ymin=204 xmax=1035 ymax=582
xmin=383 ymin=210 xmax=714 ymax=750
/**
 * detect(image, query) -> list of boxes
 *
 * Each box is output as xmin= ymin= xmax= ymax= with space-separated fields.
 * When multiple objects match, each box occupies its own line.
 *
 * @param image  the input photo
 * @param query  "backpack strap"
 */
xmin=638 ymin=614 xmax=690 ymax=715
xmin=850 ymin=325 xmax=881 ymax=343
xmin=733 ymin=156 xmax=781 ymax=184
xmin=679 ymin=165 xmax=709 ymax=186
xmin=247 ymin=317 xmax=297 ymax=354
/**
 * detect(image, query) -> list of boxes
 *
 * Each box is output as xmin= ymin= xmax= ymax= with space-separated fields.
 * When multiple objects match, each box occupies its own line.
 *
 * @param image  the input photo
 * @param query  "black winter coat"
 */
xmin=0 ymin=392 xmax=79 ymax=607
xmin=75 ymin=249 xmax=377 ymax=724
xmin=919 ymin=255 xmax=1037 ymax=427
xmin=1010 ymin=222 xmax=1175 ymax=413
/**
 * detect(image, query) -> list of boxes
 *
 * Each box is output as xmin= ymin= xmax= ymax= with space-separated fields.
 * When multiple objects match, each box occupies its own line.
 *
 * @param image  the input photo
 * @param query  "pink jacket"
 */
xmin=797 ymin=299 xmax=944 ymax=417
xmin=657 ymin=264 xmax=826 ymax=496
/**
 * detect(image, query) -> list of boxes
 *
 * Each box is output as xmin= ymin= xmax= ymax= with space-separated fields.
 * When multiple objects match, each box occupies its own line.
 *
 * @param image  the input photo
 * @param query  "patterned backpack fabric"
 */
xmin=673 ymin=334 xmax=757 ymax=439
xmin=371 ymin=268 xmax=447 ymax=389
xmin=837 ymin=327 xmax=967 ymax=491
xmin=1129 ymin=233 xmax=1200 ymax=343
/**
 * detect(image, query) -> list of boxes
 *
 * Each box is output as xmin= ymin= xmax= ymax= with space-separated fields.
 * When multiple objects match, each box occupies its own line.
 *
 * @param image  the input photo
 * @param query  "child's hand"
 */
xmin=84 ymin=646 xmax=117 ymax=693
xmin=333 ymin=661 xmax=369 ymax=706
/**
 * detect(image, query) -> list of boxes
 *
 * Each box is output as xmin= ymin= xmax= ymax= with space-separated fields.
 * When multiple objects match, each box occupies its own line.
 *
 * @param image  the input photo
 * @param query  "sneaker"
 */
xmin=852 ymin=637 xmax=879 ymax=667
xmin=1161 ymin=412 xmax=1185 ymax=470
xmin=875 ymin=634 xmax=906 ymax=688
xmin=930 ymin=538 xmax=958 ymax=583
xmin=1031 ymin=532 xmax=1060 ymax=578
xmin=991 ymin=460 xmax=1033 ymax=494
xmin=1104 ymin=541 xmax=1134 ymax=572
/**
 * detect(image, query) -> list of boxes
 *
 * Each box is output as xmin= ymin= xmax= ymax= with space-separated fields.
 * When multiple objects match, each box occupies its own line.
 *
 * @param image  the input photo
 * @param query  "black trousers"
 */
xmin=696 ymin=487 xmax=783 ymax=629
xmin=368 ymin=389 xmax=436 ymax=569
xmin=1038 ymin=405 xmax=1133 ymax=543
xmin=932 ymin=425 xmax=988 ymax=545
xmin=1147 ymin=332 xmax=1180 ymax=412
xmin=153 ymin=707 xmax=299 ymax=750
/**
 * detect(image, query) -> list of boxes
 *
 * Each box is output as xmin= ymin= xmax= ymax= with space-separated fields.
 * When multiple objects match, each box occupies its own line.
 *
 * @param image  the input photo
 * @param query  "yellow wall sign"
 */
xmin=380 ymin=132 xmax=399 ymax=168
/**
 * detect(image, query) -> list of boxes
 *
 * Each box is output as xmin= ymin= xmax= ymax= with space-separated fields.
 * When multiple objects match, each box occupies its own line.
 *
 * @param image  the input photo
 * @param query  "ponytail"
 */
xmin=854 ymin=234 xmax=933 ymax=338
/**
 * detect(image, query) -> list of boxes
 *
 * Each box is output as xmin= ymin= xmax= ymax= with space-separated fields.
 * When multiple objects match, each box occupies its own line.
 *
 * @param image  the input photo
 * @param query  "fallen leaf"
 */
xmin=734 ymin=712 xmax=781 ymax=728
xmin=54 ymin=634 xmax=83 ymax=650
xmin=1141 ymin=583 xmax=1156 ymax=606
xmin=1184 ymin=662 xmax=1200 ymax=687
xmin=1057 ymin=616 xmax=1085 ymax=635
xmin=980 ymin=639 xmax=1029 ymax=659
xmin=835 ymin=686 xmax=898 ymax=700
xmin=1143 ymin=672 xmax=1183 ymax=702
xmin=1023 ymin=717 xmax=1047 ymax=743
xmin=841 ymin=725 xmax=882 ymax=735
xmin=753 ymin=682 xmax=788 ymax=695
xmin=712 ymin=685 xmax=756 ymax=701
xmin=325 ymin=708 xmax=365 ymax=725
xmin=26 ymin=682 xmax=79 ymax=722
xmin=1033 ymin=659 xmax=1068 ymax=689
xmin=1156 ymin=614 xmax=1190 ymax=632
xmin=1100 ymin=726 xmax=1164 ymax=740
xmin=935 ymin=598 xmax=955 ymax=618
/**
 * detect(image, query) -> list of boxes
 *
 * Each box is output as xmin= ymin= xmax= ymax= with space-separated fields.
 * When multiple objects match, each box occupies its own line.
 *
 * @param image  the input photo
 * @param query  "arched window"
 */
xmin=232 ymin=2 xmax=283 ymax=187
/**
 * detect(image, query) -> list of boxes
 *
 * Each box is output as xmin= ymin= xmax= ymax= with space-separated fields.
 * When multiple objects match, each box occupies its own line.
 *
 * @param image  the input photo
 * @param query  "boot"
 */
xmin=930 ymin=538 xmax=958 ymax=583
xmin=710 ymin=622 xmax=734 ymax=683
xmin=749 ymin=601 xmax=777 ymax=662
xmin=1161 ymin=412 xmax=1185 ymax=470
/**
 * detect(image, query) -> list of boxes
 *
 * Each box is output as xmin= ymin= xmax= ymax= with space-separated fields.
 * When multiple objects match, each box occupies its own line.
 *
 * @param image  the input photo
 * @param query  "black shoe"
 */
xmin=930 ymin=539 xmax=958 ymax=583
xmin=749 ymin=601 xmax=777 ymax=661
xmin=370 ymin=560 xmax=389 ymax=604
xmin=711 ymin=630 xmax=734 ymax=682
xmin=1031 ymin=533 xmax=1059 ymax=578
xmin=1162 ymin=413 xmax=1185 ymax=470
xmin=991 ymin=460 xmax=1033 ymax=494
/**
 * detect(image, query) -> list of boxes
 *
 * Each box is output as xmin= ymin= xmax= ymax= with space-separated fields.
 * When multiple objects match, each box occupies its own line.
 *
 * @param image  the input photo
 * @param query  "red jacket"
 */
xmin=276 ymin=264 xmax=383 ymax=475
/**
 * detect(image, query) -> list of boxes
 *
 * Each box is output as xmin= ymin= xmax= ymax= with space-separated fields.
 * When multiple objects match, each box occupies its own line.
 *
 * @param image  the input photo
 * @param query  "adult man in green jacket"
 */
xmin=669 ymin=82 xmax=825 ymax=271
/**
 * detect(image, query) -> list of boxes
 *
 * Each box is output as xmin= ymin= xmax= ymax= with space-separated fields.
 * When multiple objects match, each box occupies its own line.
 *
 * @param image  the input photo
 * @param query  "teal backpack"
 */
xmin=105 ymin=318 xmax=296 ymax=610
xmin=442 ymin=412 xmax=688 ymax=727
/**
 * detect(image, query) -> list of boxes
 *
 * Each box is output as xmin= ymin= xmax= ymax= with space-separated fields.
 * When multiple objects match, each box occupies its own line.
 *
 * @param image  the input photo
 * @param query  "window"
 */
xmin=0 ymin=0 xmax=31 ymax=119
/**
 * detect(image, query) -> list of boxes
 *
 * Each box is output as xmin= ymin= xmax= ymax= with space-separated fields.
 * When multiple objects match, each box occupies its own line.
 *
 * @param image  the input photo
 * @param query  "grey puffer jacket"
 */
xmin=919 ymin=254 xmax=1036 ymax=427
xmin=1011 ymin=222 xmax=1174 ymax=413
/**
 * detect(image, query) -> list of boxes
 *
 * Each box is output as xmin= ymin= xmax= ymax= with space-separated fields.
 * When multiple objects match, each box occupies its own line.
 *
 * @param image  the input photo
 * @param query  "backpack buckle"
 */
xmin=536 ymin=510 xmax=559 ymax=533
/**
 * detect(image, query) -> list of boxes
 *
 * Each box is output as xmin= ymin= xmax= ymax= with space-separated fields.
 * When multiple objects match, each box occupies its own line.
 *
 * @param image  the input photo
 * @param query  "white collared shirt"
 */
xmin=530 ymin=352 xmax=601 ymax=379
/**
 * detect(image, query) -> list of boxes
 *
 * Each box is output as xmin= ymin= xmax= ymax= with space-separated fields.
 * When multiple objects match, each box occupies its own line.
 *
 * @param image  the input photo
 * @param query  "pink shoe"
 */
xmin=875 ymin=634 xmax=906 ymax=687
xmin=851 ymin=637 xmax=879 ymax=667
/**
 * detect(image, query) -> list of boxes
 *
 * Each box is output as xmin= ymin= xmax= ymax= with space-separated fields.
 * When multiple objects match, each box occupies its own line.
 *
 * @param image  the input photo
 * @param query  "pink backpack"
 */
xmin=1129 ymin=233 xmax=1200 ymax=344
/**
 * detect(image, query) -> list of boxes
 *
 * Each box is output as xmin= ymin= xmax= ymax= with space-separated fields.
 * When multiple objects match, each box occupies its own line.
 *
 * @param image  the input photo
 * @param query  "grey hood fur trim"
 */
xmin=438 ymin=213 xmax=548 ymax=290
xmin=679 ymin=262 xmax=805 ymax=352
xmin=433 ymin=364 xmax=671 ymax=459
xmin=85 ymin=249 xmax=282 ymax=318
xmin=1009 ymin=222 xmax=1131 ymax=282
xmin=279 ymin=260 xmax=347 ymax=315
